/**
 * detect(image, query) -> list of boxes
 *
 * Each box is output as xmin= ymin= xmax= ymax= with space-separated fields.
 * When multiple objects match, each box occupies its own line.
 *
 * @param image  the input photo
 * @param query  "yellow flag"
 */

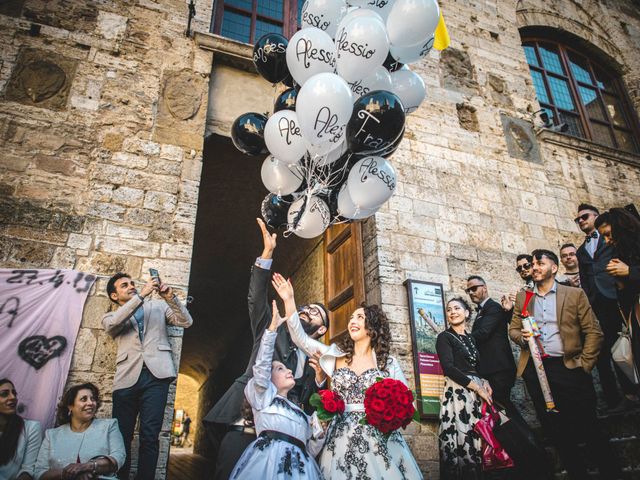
xmin=433 ymin=12 xmax=450 ymax=51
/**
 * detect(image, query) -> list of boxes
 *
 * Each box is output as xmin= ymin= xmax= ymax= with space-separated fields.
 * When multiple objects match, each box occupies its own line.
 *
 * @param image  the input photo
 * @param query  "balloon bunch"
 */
xmin=231 ymin=0 xmax=447 ymax=239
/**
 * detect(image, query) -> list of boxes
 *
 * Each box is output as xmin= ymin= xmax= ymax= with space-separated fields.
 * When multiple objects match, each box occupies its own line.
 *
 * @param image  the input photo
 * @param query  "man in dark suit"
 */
xmin=575 ymin=203 xmax=635 ymax=411
xmin=203 ymin=218 xmax=328 ymax=480
xmin=510 ymin=249 xmax=621 ymax=480
xmin=466 ymin=276 xmax=521 ymax=421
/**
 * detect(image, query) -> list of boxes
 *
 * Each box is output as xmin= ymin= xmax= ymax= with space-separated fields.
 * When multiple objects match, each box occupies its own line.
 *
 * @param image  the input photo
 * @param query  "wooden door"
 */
xmin=324 ymin=222 xmax=365 ymax=342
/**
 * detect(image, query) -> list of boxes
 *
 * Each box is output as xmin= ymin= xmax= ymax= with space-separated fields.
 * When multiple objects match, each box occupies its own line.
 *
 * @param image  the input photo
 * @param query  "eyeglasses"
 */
xmin=300 ymin=305 xmax=326 ymax=323
xmin=465 ymin=285 xmax=485 ymax=293
xmin=515 ymin=263 xmax=532 ymax=273
xmin=574 ymin=213 xmax=592 ymax=223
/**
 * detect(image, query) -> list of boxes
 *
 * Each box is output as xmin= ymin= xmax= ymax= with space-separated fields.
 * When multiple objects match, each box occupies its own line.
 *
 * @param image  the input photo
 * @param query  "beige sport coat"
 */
xmin=509 ymin=283 xmax=603 ymax=377
xmin=102 ymin=295 xmax=193 ymax=391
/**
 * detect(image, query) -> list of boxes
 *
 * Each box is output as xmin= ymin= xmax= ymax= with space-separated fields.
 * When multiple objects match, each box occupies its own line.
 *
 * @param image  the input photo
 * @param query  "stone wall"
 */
xmin=0 ymin=0 xmax=213 ymax=477
xmin=361 ymin=0 xmax=640 ymax=477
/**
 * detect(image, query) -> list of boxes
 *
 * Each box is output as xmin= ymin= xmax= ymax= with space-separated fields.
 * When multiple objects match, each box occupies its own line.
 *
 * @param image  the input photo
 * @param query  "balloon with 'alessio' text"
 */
xmin=335 ymin=14 xmax=389 ymax=82
xmin=274 ymin=88 xmax=298 ymax=113
xmin=253 ymin=33 xmax=289 ymax=84
xmin=296 ymin=72 xmax=353 ymax=146
xmin=286 ymin=28 xmax=336 ymax=86
xmin=347 ymin=65 xmax=393 ymax=101
xmin=287 ymin=195 xmax=331 ymax=238
xmin=261 ymin=156 xmax=303 ymax=196
xmin=386 ymin=0 xmax=440 ymax=48
xmin=391 ymin=67 xmax=426 ymax=114
xmin=346 ymin=90 xmax=405 ymax=154
xmin=300 ymin=0 xmax=348 ymax=39
xmin=264 ymin=110 xmax=307 ymax=164
xmin=261 ymin=193 xmax=293 ymax=228
xmin=346 ymin=156 xmax=396 ymax=209
xmin=231 ymin=112 xmax=268 ymax=155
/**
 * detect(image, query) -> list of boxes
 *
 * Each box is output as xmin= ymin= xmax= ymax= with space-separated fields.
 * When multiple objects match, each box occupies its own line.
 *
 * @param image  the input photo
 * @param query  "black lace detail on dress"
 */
xmin=254 ymin=435 xmax=273 ymax=451
xmin=272 ymin=396 xmax=307 ymax=423
xmin=277 ymin=447 xmax=306 ymax=475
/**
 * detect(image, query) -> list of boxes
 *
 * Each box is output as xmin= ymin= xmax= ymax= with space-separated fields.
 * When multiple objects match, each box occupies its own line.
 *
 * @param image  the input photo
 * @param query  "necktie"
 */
xmin=133 ymin=307 xmax=144 ymax=342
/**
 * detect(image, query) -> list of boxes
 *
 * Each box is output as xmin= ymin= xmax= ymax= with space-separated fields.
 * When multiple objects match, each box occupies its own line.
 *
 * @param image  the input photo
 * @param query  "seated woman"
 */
xmin=0 ymin=379 xmax=42 ymax=480
xmin=231 ymin=300 xmax=324 ymax=479
xmin=436 ymin=297 xmax=492 ymax=480
xmin=272 ymin=273 xmax=423 ymax=480
xmin=34 ymin=383 xmax=125 ymax=480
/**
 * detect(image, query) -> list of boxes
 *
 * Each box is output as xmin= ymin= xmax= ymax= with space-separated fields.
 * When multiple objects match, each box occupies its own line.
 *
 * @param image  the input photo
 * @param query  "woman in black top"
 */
xmin=436 ymin=297 xmax=492 ymax=480
xmin=596 ymin=208 xmax=640 ymax=384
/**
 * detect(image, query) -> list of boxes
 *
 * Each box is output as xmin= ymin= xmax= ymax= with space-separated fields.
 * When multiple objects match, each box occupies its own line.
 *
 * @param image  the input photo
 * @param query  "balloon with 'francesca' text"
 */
xmin=253 ymin=33 xmax=289 ymax=84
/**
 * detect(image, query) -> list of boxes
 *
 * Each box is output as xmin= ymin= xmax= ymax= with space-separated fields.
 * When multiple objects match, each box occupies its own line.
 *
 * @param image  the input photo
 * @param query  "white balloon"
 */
xmin=261 ymin=156 xmax=303 ymax=196
xmin=264 ymin=110 xmax=307 ymax=163
xmin=306 ymin=130 xmax=345 ymax=158
xmin=348 ymin=0 xmax=395 ymax=21
xmin=286 ymin=28 xmax=337 ymax=85
xmin=386 ymin=0 xmax=439 ymax=47
xmin=346 ymin=156 xmax=396 ymax=209
xmin=335 ymin=7 xmax=383 ymax=37
xmin=335 ymin=15 xmax=389 ymax=82
xmin=390 ymin=68 xmax=426 ymax=113
xmin=301 ymin=0 xmax=348 ymax=39
xmin=287 ymin=195 xmax=331 ymax=238
xmin=390 ymin=35 xmax=434 ymax=64
xmin=348 ymin=65 xmax=392 ymax=100
xmin=296 ymin=72 xmax=353 ymax=145
xmin=337 ymin=183 xmax=379 ymax=219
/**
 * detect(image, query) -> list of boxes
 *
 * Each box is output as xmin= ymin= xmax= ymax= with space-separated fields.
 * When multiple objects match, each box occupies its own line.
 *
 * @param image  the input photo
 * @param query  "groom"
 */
xmin=203 ymin=218 xmax=329 ymax=480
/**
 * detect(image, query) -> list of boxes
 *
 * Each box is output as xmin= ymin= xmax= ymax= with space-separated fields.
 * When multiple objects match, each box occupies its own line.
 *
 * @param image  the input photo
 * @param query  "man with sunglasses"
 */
xmin=516 ymin=254 xmax=534 ymax=288
xmin=204 ymin=218 xmax=329 ymax=480
xmin=510 ymin=249 xmax=622 ymax=480
xmin=575 ymin=203 xmax=634 ymax=412
xmin=466 ymin=276 xmax=521 ymax=422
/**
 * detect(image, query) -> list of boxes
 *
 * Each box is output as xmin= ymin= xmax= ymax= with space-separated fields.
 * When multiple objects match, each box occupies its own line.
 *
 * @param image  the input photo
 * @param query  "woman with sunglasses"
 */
xmin=595 ymin=208 xmax=640 ymax=383
xmin=0 ymin=379 xmax=42 ymax=480
xmin=272 ymin=273 xmax=423 ymax=480
xmin=436 ymin=298 xmax=492 ymax=479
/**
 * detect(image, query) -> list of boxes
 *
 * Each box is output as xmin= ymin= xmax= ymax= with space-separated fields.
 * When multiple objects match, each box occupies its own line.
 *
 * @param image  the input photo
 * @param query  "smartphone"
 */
xmin=149 ymin=268 xmax=161 ymax=285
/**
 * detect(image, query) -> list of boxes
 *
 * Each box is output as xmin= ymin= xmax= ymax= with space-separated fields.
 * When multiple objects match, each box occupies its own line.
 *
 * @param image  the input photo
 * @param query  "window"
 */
xmin=523 ymin=38 xmax=640 ymax=153
xmin=211 ymin=0 xmax=302 ymax=44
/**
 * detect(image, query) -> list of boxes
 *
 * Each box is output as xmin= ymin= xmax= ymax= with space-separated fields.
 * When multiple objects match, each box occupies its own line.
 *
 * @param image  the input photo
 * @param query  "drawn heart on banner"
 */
xmin=18 ymin=335 xmax=67 ymax=370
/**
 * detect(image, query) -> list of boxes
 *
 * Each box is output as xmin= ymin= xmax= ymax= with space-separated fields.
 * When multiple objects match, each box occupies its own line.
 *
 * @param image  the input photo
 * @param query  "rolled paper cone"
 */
xmin=418 ymin=308 xmax=442 ymax=334
xmin=523 ymin=317 xmax=557 ymax=412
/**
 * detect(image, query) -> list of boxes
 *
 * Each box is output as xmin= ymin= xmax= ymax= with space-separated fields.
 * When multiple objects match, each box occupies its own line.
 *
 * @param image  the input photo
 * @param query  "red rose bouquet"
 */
xmin=362 ymin=378 xmax=419 ymax=434
xmin=309 ymin=389 xmax=345 ymax=422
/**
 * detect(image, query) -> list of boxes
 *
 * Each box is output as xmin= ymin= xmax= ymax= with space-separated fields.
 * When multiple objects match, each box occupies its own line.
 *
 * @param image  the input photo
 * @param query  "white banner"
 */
xmin=0 ymin=269 xmax=96 ymax=428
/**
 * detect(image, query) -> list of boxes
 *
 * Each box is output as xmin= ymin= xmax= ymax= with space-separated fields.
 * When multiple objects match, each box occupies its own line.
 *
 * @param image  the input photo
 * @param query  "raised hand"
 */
xmin=268 ymin=300 xmax=287 ymax=332
xmin=158 ymin=283 xmax=173 ymax=300
xmin=272 ymin=273 xmax=294 ymax=302
xmin=500 ymin=294 xmax=514 ymax=311
xmin=140 ymin=278 xmax=158 ymax=298
xmin=309 ymin=350 xmax=326 ymax=385
xmin=257 ymin=218 xmax=277 ymax=259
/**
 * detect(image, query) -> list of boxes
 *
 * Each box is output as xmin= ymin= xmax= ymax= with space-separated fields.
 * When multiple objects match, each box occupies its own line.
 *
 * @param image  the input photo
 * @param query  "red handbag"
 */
xmin=473 ymin=403 xmax=515 ymax=471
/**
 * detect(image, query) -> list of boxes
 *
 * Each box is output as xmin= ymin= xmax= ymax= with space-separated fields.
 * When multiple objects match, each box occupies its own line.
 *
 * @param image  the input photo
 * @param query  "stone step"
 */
xmin=545 ymin=436 xmax=640 ymax=473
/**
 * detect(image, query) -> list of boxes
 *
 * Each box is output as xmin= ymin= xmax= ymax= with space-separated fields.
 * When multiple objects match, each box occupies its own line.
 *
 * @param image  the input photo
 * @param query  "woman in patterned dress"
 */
xmin=272 ymin=273 xmax=423 ymax=480
xmin=231 ymin=300 xmax=325 ymax=479
xmin=436 ymin=297 xmax=493 ymax=479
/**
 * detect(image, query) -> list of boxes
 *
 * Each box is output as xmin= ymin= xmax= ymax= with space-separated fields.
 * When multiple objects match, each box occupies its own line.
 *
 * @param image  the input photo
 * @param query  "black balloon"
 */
xmin=231 ymin=112 xmax=268 ymax=155
xmin=274 ymin=88 xmax=298 ymax=113
xmin=383 ymin=52 xmax=404 ymax=73
xmin=346 ymin=90 xmax=406 ymax=155
xmin=253 ymin=33 xmax=289 ymax=84
xmin=261 ymin=193 xmax=293 ymax=229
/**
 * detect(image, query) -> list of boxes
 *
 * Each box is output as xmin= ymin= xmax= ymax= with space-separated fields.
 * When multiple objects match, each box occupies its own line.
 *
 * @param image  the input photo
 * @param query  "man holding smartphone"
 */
xmin=103 ymin=271 xmax=193 ymax=480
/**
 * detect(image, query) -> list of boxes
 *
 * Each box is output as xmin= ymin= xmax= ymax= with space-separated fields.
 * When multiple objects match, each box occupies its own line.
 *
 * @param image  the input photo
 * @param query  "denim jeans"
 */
xmin=113 ymin=367 xmax=172 ymax=480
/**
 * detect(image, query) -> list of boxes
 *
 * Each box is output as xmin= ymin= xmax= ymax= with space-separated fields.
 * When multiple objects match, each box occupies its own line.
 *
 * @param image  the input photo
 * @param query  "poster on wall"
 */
xmin=404 ymin=279 xmax=446 ymax=418
xmin=0 ymin=269 xmax=96 ymax=429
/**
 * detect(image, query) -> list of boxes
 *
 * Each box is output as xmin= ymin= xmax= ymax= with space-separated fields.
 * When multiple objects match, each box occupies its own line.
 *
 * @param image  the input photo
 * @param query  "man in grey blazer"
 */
xmin=103 ymin=272 xmax=193 ymax=480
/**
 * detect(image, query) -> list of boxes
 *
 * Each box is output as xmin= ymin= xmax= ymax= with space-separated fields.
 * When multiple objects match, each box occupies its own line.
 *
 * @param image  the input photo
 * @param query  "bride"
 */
xmin=272 ymin=273 xmax=424 ymax=479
